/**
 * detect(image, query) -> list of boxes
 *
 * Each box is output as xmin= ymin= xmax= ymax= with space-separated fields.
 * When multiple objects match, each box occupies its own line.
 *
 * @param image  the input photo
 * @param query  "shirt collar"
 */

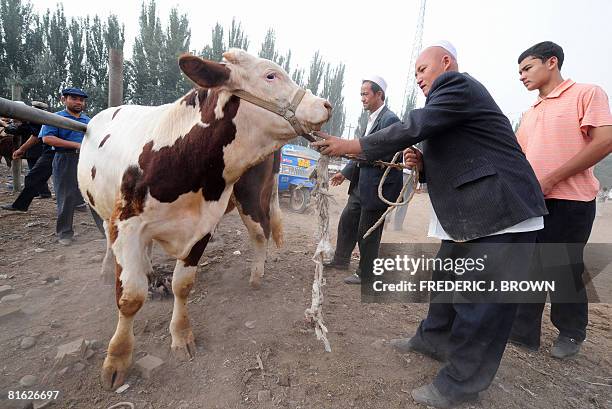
xmin=532 ymin=78 xmax=575 ymax=107
xmin=368 ymin=104 xmax=385 ymax=122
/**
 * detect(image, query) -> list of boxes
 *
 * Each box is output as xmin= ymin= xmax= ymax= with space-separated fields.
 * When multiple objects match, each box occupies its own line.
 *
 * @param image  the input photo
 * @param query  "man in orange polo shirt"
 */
xmin=510 ymin=41 xmax=612 ymax=359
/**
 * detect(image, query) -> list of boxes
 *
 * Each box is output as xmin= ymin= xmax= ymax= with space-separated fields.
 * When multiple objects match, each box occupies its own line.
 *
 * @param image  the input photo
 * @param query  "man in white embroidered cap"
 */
xmin=313 ymin=41 xmax=547 ymax=408
xmin=324 ymin=75 xmax=403 ymax=287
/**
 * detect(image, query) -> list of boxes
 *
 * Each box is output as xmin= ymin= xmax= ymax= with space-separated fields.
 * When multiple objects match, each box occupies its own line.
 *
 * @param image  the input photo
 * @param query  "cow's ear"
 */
xmin=179 ymin=54 xmax=230 ymax=88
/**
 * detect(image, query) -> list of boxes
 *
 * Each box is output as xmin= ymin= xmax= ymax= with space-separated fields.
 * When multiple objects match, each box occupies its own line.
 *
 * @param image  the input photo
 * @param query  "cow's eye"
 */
xmin=266 ymin=73 xmax=276 ymax=80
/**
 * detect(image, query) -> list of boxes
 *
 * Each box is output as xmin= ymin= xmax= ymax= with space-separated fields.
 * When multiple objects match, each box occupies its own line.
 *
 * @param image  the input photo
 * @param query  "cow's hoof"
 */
xmin=101 ymin=355 xmax=131 ymax=391
xmin=171 ymin=340 xmax=196 ymax=361
xmin=249 ymin=278 xmax=262 ymax=289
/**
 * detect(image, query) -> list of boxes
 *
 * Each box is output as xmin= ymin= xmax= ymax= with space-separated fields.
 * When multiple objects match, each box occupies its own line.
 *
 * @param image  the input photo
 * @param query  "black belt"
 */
xmin=56 ymin=149 xmax=79 ymax=154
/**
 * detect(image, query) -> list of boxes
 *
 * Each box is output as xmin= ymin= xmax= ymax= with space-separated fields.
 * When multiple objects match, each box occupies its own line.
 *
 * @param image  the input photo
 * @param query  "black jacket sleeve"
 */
xmin=341 ymin=160 xmax=357 ymax=181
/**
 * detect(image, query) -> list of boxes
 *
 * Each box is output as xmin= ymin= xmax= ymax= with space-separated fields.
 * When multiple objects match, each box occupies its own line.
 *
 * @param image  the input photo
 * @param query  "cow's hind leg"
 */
xmin=101 ymin=220 xmax=149 ymax=390
xmin=270 ymin=175 xmax=284 ymax=248
xmin=170 ymin=234 xmax=211 ymax=361
xmin=237 ymin=209 xmax=269 ymax=289
xmin=100 ymin=220 xmax=115 ymax=285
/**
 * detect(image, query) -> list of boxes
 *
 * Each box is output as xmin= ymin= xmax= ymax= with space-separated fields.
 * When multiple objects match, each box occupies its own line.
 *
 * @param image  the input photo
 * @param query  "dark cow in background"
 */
xmin=227 ymin=149 xmax=283 ymax=288
xmin=0 ymin=118 xmax=17 ymax=167
xmin=77 ymin=49 xmax=331 ymax=390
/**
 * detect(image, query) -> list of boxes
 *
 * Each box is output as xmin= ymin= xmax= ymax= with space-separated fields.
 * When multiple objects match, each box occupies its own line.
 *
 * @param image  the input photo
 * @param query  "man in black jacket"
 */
xmin=314 ymin=41 xmax=547 ymax=408
xmin=1 ymin=101 xmax=54 ymax=212
xmin=325 ymin=75 xmax=403 ymax=285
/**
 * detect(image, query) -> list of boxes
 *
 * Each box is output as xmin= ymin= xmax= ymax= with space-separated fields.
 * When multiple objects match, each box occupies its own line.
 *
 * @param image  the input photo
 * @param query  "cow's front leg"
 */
xmin=101 ymin=224 xmax=149 ymax=390
xmin=170 ymin=234 xmax=210 ymax=361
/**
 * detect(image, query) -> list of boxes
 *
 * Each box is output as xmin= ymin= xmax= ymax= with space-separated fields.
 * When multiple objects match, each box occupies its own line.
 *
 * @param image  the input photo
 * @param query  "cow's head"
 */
xmin=179 ymin=49 xmax=332 ymax=139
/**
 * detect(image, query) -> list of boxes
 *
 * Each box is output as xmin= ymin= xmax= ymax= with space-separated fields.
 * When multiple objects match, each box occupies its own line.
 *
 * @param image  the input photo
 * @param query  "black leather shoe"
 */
xmin=75 ymin=203 xmax=88 ymax=212
xmin=343 ymin=273 xmax=361 ymax=284
xmin=412 ymin=384 xmax=453 ymax=408
xmin=324 ymin=259 xmax=350 ymax=270
xmin=390 ymin=336 xmax=447 ymax=362
xmin=507 ymin=335 xmax=539 ymax=352
xmin=1 ymin=204 xmax=26 ymax=212
xmin=551 ymin=335 xmax=581 ymax=359
xmin=412 ymin=383 xmax=477 ymax=409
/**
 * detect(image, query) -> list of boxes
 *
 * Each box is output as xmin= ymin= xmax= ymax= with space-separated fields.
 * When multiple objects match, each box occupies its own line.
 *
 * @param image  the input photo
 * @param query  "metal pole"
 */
xmin=0 ymin=97 xmax=87 ymax=133
xmin=108 ymin=49 xmax=124 ymax=108
xmin=11 ymin=84 xmax=22 ymax=193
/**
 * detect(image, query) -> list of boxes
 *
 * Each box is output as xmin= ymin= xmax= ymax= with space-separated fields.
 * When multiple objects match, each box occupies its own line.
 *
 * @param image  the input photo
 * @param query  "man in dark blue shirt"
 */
xmin=39 ymin=88 xmax=90 ymax=245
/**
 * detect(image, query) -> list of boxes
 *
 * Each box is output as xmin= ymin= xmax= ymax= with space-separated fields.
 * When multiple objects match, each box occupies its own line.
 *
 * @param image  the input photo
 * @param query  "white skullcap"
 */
xmin=428 ymin=40 xmax=458 ymax=60
xmin=362 ymin=75 xmax=387 ymax=93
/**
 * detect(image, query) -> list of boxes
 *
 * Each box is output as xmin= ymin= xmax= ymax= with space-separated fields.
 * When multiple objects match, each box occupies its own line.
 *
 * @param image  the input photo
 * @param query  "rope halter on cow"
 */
xmin=230 ymin=88 xmax=308 ymax=136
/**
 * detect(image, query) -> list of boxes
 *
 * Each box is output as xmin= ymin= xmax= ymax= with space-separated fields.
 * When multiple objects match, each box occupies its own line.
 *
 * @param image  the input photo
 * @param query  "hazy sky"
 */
xmin=32 ymin=0 xmax=612 ymax=136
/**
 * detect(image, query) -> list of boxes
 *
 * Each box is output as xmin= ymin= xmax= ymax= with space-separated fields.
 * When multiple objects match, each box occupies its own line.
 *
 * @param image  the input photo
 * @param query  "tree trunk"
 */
xmin=108 ymin=49 xmax=124 ymax=108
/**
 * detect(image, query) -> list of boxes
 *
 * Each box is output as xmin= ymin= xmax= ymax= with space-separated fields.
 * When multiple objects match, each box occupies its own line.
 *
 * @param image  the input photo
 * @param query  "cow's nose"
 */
xmin=324 ymin=101 xmax=332 ymax=112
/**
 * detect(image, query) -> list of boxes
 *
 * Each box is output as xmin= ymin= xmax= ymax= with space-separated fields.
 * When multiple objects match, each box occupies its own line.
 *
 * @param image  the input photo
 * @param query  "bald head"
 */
xmin=421 ymin=46 xmax=459 ymax=68
xmin=415 ymin=46 xmax=459 ymax=96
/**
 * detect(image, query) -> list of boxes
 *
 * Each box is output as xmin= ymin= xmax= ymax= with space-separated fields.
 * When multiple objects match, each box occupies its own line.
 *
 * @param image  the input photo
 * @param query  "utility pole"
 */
xmin=345 ymin=123 xmax=355 ymax=139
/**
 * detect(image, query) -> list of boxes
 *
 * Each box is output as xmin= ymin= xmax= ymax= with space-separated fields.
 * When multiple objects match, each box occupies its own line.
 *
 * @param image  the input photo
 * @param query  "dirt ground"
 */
xmin=0 ymin=163 xmax=610 ymax=409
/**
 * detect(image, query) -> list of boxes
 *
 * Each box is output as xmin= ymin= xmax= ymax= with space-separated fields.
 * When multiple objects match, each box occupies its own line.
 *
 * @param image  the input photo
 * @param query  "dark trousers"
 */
xmin=392 ymin=173 xmax=413 ymax=230
xmin=12 ymin=151 xmax=54 ymax=210
xmin=510 ymin=199 xmax=595 ymax=346
xmin=414 ymin=231 xmax=536 ymax=401
xmin=27 ymin=156 xmax=52 ymax=196
xmin=334 ymin=188 xmax=386 ymax=281
xmin=91 ymin=207 xmax=105 ymax=236
xmin=26 ymin=157 xmax=37 ymax=170
xmin=53 ymin=152 xmax=80 ymax=239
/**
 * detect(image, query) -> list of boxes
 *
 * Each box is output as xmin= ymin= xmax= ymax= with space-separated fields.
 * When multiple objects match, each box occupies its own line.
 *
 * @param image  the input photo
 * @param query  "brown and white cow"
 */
xmin=98 ymin=150 xmax=282 ymax=290
xmin=77 ymin=49 xmax=330 ymax=390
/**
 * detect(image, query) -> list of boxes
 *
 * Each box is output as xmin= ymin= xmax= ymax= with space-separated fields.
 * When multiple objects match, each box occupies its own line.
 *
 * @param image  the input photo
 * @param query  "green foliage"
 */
xmin=401 ymin=85 xmax=418 ymax=122
xmin=85 ymin=16 xmax=109 ymax=112
xmin=45 ymin=5 xmax=69 ymax=93
xmin=354 ymin=109 xmax=368 ymax=138
xmin=160 ymin=7 xmax=191 ymax=102
xmin=104 ymin=14 xmax=124 ymax=50
xmin=130 ymin=0 xmax=164 ymax=105
xmin=227 ymin=18 xmax=249 ymax=51
xmin=68 ymin=18 xmax=86 ymax=89
xmin=0 ymin=0 xmax=35 ymax=95
xmin=292 ymin=68 xmax=304 ymax=88
xmin=306 ymin=51 xmax=324 ymax=95
xmin=258 ymin=28 xmax=278 ymax=61
xmin=0 ymin=1 xmax=348 ymax=127
xmin=200 ymin=23 xmax=224 ymax=62
xmin=320 ymin=63 xmax=346 ymax=137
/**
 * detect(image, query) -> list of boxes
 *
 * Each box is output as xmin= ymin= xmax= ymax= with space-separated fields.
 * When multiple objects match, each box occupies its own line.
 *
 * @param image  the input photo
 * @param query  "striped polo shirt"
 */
xmin=517 ymin=79 xmax=612 ymax=201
